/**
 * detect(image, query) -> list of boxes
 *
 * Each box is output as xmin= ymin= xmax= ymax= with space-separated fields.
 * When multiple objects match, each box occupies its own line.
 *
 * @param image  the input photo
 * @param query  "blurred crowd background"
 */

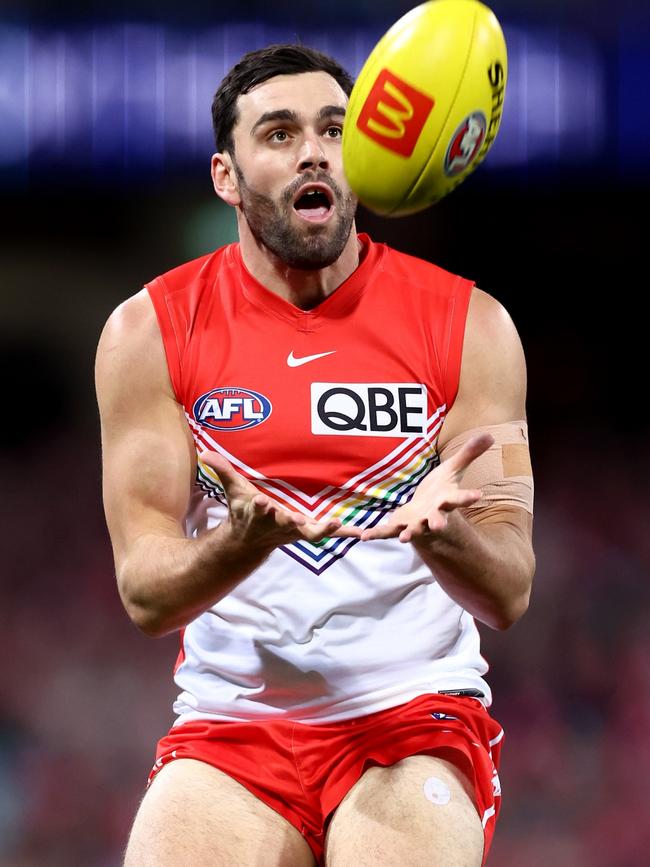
xmin=1 ymin=1 xmax=649 ymax=865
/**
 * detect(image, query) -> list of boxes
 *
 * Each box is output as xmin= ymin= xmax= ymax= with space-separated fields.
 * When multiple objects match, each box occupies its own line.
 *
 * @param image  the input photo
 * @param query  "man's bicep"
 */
xmin=437 ymin=287 xmax=534 ymax=530
xmin=101 ymin=400 xmax=196 ymax=567
xmin=439 ymin=287 xmax=527 ymax=447
xmin=95 ymin=291 xmax=196 ymax=568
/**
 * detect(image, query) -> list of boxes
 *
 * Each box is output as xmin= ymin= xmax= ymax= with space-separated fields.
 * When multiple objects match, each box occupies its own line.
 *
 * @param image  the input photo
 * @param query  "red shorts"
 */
xmin=149 ymin=693 xmax=504 ymax=865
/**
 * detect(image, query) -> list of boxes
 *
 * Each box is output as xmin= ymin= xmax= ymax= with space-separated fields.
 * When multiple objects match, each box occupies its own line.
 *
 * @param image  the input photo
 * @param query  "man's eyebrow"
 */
xmin=318 ymin=105 xmax=347 ymax=120
xmin=250 ymin=109 xmax=298 ymax=135
xmin=250 ymin=105 xmax=347 ymax=136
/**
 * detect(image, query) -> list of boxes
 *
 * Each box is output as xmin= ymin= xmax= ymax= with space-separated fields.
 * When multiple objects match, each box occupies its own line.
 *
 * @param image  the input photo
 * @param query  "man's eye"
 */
xmin=270 ymin=130 xmax=288 ymax=142
xmin=326 ymin=126 xmax=342 ymax=138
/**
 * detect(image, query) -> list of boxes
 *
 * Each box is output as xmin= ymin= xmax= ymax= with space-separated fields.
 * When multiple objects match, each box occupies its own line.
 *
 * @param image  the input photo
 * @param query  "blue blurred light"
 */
xmin=490 ymin=26 xmax=606 ymax=168
xmin=0 ymin=20 xmax=607 ymax=177
xmin=618 ymin=39 xmax=650 ymax=174
xmin=0 ymin=25 xmax=28 ymax=167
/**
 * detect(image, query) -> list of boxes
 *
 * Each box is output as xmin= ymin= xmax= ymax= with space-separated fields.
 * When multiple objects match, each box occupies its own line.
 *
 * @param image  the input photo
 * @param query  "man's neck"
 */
xmin=236 ymin=218 xmax=361 ymax=311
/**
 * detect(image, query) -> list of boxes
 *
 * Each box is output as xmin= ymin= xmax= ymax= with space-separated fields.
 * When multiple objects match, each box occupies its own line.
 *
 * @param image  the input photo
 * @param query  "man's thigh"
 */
xmin=324 ymin=755 xmax=484 ymax=867
xmin=124 ymin=758 xmax=316 ymax=867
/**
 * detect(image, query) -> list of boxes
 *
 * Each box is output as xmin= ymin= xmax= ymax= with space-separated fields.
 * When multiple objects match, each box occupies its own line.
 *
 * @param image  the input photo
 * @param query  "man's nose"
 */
xmin=297 ymin=133 xmax=329 ymax=172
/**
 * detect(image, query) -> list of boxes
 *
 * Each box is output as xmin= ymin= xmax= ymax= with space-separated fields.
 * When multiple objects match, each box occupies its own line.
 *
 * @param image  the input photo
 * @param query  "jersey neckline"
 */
xmin=228 ymin=233 xmax=384 ymax=331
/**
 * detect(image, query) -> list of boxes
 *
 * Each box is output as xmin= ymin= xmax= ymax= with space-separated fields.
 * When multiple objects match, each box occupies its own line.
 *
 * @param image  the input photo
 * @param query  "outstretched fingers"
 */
xmin=260 ymin=499 xmax=308 ymax=529
xmin=438 ymin=487 xmax=483 ymax=511
xmin=445 ymin=432 xmax=495 ymax=475
xmin=360 ymin=522 xmax=408 ymax=542
xmin=300 ymin=518 xmax=341 ymax=542
xmin=251 ymin=493 xmax=271 ymax=513
xmin=330 ymin=523 xmax=364 ymax=539
xmin=199 ymin=449 xmax=252 ymax=498
xmin=297 ymin=516 xmax=365 ymax=542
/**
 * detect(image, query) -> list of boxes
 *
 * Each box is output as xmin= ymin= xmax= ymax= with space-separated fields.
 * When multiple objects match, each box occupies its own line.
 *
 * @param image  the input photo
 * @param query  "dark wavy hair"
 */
xmin=211 ymin=43 xmax=354 ymax=154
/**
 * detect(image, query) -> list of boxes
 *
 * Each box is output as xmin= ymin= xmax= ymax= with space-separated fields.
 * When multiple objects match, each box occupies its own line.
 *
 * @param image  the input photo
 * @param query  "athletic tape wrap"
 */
xmin=438 ymin=420 xmax=534 ymax=515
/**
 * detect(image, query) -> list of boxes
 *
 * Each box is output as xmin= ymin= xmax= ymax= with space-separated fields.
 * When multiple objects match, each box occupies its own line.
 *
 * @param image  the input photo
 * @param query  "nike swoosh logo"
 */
xmin=287 ymin=350 xmax=336 ymax=368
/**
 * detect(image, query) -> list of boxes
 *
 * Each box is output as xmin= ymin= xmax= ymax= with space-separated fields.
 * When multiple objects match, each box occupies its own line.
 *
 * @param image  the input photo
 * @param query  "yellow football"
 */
xmin=342 ymin=0 xmax=508 ymax=216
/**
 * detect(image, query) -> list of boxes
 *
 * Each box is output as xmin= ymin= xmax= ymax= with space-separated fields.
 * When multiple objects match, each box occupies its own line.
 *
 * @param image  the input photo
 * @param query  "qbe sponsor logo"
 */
xmin=311 ymin=383 xmax=428 ymax=437
xmin=193 ymin=386 xmax=272 ymax=431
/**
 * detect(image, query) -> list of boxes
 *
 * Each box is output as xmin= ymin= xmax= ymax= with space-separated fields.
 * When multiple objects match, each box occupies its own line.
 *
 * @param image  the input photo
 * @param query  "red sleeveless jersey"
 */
xmin=146 ymin=234 xmax=488 ymax=724
xmin=147 ymin=234 xmax=471 ymax=534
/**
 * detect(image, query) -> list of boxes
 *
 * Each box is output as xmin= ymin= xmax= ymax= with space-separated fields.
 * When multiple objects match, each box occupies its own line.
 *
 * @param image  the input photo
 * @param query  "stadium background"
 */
xmin=1 ymin=0 xmax=649 ymax=864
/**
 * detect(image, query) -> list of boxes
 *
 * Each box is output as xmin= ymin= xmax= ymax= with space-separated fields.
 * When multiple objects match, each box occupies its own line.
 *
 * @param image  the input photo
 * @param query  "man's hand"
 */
xmin=360 ymin=433 xmax=494 ymax=543
xmin=200 ymin=450 xmax=362 ymax=549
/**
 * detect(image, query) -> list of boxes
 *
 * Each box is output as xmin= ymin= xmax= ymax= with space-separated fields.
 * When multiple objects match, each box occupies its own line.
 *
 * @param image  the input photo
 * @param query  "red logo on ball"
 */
xmin=356 ymin=68 xmax=434 ymax=158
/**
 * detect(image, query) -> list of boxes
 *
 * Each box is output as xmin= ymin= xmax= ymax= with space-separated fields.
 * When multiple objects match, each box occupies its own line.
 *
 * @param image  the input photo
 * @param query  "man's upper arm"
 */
xmin=438 ymin=287 xmax=532 ymax=541
xmin=95 ymin=289 xmax=196 ymax=572
xmin=439 ymin=287 xmax=527 ymax=447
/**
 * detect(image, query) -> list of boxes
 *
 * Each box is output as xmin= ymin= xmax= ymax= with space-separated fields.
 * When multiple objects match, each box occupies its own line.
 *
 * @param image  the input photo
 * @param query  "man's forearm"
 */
xmin=413 ymin=509 xmax=535 ymax=630
xmin=117 ymin=522 xmax=271 ymax=637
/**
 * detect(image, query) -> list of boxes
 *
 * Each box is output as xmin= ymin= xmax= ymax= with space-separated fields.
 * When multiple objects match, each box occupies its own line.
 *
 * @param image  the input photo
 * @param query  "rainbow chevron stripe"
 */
xmin=188 ymin=405 xmax=445 ymax=575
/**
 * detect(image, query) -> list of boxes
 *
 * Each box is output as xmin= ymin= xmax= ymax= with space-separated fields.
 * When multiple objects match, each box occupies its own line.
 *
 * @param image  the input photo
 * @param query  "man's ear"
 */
xmin=211 ymin=152 xmax=241 ymax=207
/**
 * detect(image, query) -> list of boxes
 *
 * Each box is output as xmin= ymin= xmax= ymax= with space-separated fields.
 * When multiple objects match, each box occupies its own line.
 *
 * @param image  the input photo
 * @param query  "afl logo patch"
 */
xmin=193 ymin=387 xmax=272 ymax=432
xmin=444 ymin=112 xmax=487 ymax=177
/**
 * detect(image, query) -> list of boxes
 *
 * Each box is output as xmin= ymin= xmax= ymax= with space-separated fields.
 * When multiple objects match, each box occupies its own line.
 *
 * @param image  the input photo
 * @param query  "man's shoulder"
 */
xmin=146 ymin=243 xmax=235 ymax=294
xmin=98 ymin=289 xmax=159 ymax=357
xmin=373 ymin=237 xmax=474 ymax=294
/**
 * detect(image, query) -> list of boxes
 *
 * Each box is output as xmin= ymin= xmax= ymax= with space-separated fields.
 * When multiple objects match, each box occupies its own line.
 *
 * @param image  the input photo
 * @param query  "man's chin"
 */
xmin=290 ymin=208 xmax=335 ymax=234
xmin=273 ymin=216 xmax=351 ymax=270
xmin=298 ymin=236 xmax=352 ymax=269
xmin=281 ymin=248 xmax=342 ymax=271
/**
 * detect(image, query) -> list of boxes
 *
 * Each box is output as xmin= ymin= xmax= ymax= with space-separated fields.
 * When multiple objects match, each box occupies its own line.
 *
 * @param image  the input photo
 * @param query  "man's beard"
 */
xmin=233 ymin=161 xmax=357 ymax=271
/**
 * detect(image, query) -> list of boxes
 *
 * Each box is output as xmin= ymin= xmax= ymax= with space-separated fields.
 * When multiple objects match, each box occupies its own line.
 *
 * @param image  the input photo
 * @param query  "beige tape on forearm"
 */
xmin=438 ymin=420 xmax=534 ymax=514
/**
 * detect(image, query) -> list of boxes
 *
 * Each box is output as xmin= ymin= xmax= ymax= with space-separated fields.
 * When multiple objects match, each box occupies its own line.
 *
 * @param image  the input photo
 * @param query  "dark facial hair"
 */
xmin=233 ymin=159 xmax=357 ymax=271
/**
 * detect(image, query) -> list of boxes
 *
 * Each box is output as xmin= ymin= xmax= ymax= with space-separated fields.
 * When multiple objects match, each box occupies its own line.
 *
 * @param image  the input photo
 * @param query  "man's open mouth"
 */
xmin=292 ymin=184 xmax=335 ymax=223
